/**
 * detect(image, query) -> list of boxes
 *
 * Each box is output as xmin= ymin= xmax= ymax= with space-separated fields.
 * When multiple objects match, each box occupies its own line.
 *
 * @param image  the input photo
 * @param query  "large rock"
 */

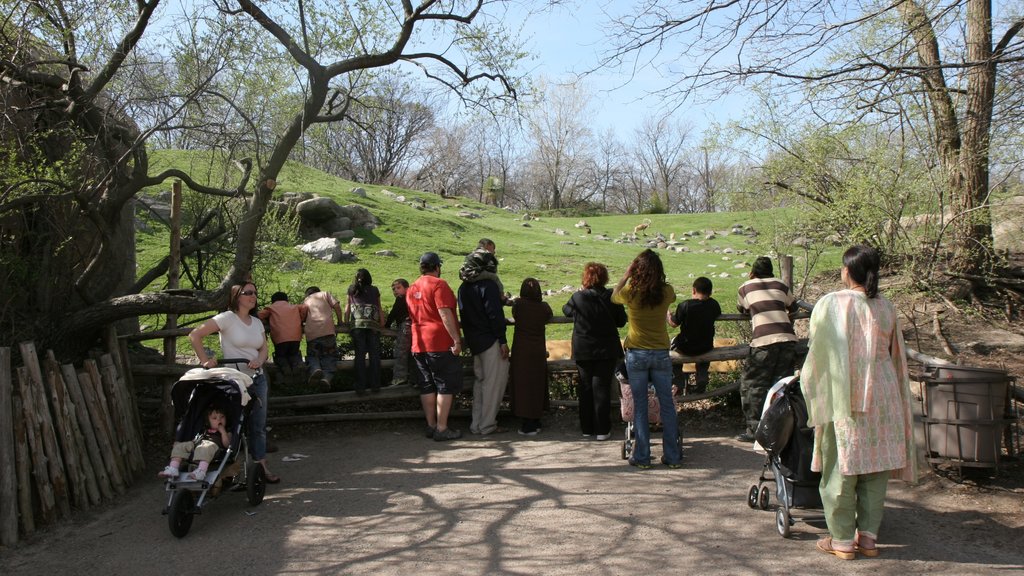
xmin=297 ymin=238 xmax=344 ymax=263
xmin=338 ymin=204 xmax=379 ymax=230
xmin=296 ymin=197 xmax=343 ymax=223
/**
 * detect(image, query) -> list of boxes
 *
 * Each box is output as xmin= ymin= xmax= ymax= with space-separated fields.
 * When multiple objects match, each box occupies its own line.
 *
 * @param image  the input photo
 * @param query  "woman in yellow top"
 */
xmin=612 ymin=249 xmax=680 ymax=468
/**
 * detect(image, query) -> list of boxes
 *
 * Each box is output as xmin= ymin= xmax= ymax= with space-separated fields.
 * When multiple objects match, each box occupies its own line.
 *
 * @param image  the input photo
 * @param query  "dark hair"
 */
xmin=228 ymin=283 xmax=256 ymax=312
xmin=271 ymin=291 xmax=288 ymax=303
xmin=693 ymin=277 xmax=713 ymax=296
xmin=843 ymin=244 xmax=881 ymax=298
xmin=392 ymin=278 xmax=409 ymax=288
xmin=519 ymin=277 xmax=543 ymax=301
xmin=349 ymin=268 xmax=373 ymax=297
xmin=581 ymin=262 xmax=609 ymax=289
xmin=627 ymin=249 xmax=668 ymax=308
xmin=751 ymin=256 xmax=774 ymax=279
xmin=305 ymin=286 xmax=321 ymax=297
xmin=477 ymin=238 xmax=495 ymax=251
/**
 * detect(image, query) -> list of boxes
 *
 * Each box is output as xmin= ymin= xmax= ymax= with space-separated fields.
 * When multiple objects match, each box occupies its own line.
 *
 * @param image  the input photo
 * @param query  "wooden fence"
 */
xmin=0 ymin=333 xmax=144 ymax=547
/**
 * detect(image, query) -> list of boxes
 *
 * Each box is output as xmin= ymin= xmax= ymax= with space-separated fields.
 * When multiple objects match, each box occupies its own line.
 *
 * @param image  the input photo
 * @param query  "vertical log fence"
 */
xmin=0 ymin=340 xmax=143 ymax=546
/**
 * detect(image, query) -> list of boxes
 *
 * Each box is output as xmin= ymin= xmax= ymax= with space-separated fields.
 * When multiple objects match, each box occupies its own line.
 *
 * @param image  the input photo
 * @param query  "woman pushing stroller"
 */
xmin=189 ymin=281 xmax=281 ymax=484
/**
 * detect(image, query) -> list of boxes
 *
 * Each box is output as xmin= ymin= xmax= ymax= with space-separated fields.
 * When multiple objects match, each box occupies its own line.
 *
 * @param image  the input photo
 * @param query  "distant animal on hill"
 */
xmin=633 ymin=218 xmax=652 ymax=235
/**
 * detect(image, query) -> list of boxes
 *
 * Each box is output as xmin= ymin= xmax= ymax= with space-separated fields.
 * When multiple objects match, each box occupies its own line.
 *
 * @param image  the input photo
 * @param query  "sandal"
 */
xmin=856 ymin=535 xmax=880 ymax=557
xmin=817 ymin=537 xmax=855 ymax=560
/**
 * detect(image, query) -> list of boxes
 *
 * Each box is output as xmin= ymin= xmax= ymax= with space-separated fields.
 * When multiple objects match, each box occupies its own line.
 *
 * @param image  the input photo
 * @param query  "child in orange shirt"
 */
xmin=258 ymin=292 xmax=308 ymax=375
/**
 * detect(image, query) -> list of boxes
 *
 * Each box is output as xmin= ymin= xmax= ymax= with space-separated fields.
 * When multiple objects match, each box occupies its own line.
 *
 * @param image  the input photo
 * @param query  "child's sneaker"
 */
xmin=186 ymin=469 xmax=207 ymax=481
xmin=157 ymin=466 xmax=178 ymax=479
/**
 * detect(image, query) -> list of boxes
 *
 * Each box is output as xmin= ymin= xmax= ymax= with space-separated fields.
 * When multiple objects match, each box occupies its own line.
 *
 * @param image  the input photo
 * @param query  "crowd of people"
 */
xmin=173 ymin=241 xmax=915 ymax=557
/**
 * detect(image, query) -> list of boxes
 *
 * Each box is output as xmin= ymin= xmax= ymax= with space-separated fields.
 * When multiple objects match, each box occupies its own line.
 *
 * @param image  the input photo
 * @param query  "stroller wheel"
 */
xmin=620 ymin=441 xmax=628 ymax=460
xmin=246 ymin=462 xmax=266 ymax=506
xmin=775 ymin=508 xmax=792 ymax=538
xmin=758 ymin=485 xmax=771 ymax=510
xmin=747 ymin=485 xmax=759 ymax=509
xmin=168 ymin=490 xmax=195 ymax=538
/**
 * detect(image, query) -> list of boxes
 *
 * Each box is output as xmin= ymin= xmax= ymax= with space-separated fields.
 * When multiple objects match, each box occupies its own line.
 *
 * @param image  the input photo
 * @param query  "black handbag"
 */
xmin=755 ymin=392 xmax=795 ymax=456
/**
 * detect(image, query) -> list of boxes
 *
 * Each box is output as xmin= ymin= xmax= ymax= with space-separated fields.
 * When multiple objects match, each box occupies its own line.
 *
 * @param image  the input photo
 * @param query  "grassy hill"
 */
xmin=137 ymin=151 xmax=842 ymax=345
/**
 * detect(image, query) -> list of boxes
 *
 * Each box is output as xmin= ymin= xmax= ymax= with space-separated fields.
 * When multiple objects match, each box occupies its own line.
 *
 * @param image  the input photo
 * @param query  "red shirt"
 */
xmin=407 ymin=274 xmax=458 ymax=353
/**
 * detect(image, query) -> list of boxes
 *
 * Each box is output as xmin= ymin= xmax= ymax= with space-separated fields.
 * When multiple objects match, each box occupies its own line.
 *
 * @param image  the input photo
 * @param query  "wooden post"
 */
xmin=16 ymin=366 xmax=57 ymax=525
xmin=12 ymin=395 xmax=34 ymax=537
xmin=61 ymin=364 xmax=113 ymax=501
xmin=0 ymin=347 xmax=19 ymax=545
xmin=18 ymin=343 xmax=71 ymax=520
xmin=162 ymin=180 xmax=183 ymax=436
xmin=45 ymin=353 xmax=101 ymax=507
xmin=42 ymin=362 xmax=89 ymax=512
xmin=100 ymin=354 xmax=144 ymax=474
xmin=104 ymin=326 xmax=142 ymax=449
xmin=780 ymin=255 xmax=794 ymax=293
xmin=79 ymin=364 xmax=127 ymax=494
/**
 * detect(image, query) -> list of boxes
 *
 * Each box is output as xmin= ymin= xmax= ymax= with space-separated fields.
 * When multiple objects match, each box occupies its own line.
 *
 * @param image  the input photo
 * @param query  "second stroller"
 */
xmin=616 ymin=361 xmax=682 ymax=461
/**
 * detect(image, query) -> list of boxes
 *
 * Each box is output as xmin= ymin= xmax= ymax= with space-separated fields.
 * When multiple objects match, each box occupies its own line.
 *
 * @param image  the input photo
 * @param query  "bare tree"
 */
xmin=523 ymin=80 xmax=594 ymax=210
xmin=0 ymin=0 xmax=524 ymax=355
xmin=601 ymin=0 xmax=1024 ymax=277
xmin=631 ymin=115 xmax=692 ymax=213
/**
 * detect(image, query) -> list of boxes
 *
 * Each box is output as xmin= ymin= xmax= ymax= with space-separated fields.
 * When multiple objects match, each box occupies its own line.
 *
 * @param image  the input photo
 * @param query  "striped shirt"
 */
xmin=737 ymin=277 xmax=797 ymax=348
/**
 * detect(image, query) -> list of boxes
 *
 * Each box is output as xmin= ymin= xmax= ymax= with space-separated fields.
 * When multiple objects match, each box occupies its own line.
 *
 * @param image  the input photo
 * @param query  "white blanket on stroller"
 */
xmin=179 ymin=367 xmax=253 ymax=406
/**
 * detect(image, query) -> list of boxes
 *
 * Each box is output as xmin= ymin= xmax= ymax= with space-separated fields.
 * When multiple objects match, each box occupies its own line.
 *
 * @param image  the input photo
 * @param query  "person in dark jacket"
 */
xmin=562 ymin=262 xmax=628 ymax=440
xmin=459 ymin=271 xmax=510 ymax=435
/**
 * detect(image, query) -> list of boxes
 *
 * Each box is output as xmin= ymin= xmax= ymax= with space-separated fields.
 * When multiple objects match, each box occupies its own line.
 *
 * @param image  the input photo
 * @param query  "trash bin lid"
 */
xmin=924 ymin=364 xmax=1011 ymax=382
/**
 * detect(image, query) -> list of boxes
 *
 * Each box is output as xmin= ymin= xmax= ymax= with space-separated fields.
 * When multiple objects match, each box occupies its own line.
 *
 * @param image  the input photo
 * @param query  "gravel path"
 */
xmin=2 ymin=412 xmax=1022 ymax=575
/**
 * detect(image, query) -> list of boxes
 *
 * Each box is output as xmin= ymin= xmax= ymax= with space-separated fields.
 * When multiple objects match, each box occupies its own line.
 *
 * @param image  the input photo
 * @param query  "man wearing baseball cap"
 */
xmin=407 ymin=252 xmax=465 ymax=441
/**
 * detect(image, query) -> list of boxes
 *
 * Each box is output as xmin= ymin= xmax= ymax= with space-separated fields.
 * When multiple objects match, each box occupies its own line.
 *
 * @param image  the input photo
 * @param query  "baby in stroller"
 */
xmin=158 ymin=405 xmax=233 ymax=482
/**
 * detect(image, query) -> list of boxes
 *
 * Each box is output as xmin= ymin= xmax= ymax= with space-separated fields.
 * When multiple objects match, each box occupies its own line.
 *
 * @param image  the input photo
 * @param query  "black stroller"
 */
xmin=745 ymin=375 xmax=825 ymax=537
xmin=162 ymin=363 xmax=267 ymax=537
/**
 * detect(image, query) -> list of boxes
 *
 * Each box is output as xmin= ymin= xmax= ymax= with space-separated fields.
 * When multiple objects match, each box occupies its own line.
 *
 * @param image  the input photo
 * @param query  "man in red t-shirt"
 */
xmin=407 ymin=252 xmax=464 ymax=441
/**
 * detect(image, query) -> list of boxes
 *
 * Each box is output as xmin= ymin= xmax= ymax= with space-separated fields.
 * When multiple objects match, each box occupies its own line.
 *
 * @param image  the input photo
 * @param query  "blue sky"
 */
xmin=507 ymin=1 xmax=750 ymax=139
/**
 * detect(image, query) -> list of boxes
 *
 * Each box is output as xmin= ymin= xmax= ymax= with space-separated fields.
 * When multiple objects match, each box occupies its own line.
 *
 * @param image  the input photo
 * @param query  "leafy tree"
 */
xmin=602 ymin=0 xmax=1024 ymax=279
xmin=0 ymin=0 xmax=525 ymax=356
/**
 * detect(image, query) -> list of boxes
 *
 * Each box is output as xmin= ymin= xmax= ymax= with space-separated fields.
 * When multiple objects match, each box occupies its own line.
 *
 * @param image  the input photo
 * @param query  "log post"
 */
xmin=0 ymin=347 xmax=18 ymax=545
xmin=780 ymin=254 xmax=794 ymax=292
xmin=16 ymin=366 xmax=57 ymax=525
xmin=79 ymin=364 xmax=127 ymax=494
xmin=104 ymin=326 xmax=143 ymax=449
xmin=12 ymin=395 xmax=34 ymax=537
xmin=61 ymin=364 xmax=114 ymax=501
xmin=100 ymin=354 xmax=144 ymax=473
xmin=18 ymin=343 xmax=71 ymax=520
xmin=43 ymin=363 xmax=88 ymax=512
xmin=47 ymin=354 xmax=101 ymax=507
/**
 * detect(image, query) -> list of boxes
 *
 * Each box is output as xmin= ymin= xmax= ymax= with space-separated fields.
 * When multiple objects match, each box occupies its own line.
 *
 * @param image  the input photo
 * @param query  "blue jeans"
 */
xmin=306 ymin=335 xmax=339 ymax=382
xmin=352 ymin=328 xmax=381 ymax=393
xmin=626 ymin=349 xmax=681 ymax=465
xmin=248 ymin=372 xmax=268 ymax=460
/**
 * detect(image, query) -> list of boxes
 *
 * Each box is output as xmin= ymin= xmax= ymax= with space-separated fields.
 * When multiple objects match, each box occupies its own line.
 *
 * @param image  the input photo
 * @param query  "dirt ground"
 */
xmin=1 ymin=406 xmax=1021 ymax=576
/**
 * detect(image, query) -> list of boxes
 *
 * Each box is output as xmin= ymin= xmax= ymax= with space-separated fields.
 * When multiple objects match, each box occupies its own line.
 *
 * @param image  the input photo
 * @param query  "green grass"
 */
xmin=136 ymin=150 xmax=843 ymax=349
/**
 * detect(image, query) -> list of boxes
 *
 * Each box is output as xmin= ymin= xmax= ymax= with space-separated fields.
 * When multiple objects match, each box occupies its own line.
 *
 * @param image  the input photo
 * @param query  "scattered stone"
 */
xmin=350 ymin=237 xmax=365 ymax=247
xmin=723 ymin=247 xmax=735 ymax=254
xmin=560 ymin=241 xmax=578 ymax=245
xmin=791 ymin=237 xmax=811 ymax=247
xmin=332 ymin=230 xmax=356 ymax=241
xmin=574 ymin=220 xmax=589 ymax=228
xmin=351 ymin=187 xmax=366 ymax=197
xmin=279 ymin=261 xmax=303 ymax=272
xmin=718 ymin=273 xmax=731 ymax=278
xmin=381 ymin=189 xmax=395 ymax=197
xmin=457 ymin=210 xmax=481 ymax=219
xmin=554 ymin=229 xmax=567 ymax=236
xmin=704 ymin=231 xmax=716 ymax=240
xmin=395 ymin=195 xmax=406 ymax=203
xmin=375 ymin=250 xmax=398 ymax=257
xmin=521 ymin=222 xmax=532 ymax=227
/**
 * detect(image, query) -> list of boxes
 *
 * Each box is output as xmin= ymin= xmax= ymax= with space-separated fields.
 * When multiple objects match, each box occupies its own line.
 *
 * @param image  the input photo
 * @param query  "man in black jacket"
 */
xmin=458 ymin=272 xmax=509 ymax=435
